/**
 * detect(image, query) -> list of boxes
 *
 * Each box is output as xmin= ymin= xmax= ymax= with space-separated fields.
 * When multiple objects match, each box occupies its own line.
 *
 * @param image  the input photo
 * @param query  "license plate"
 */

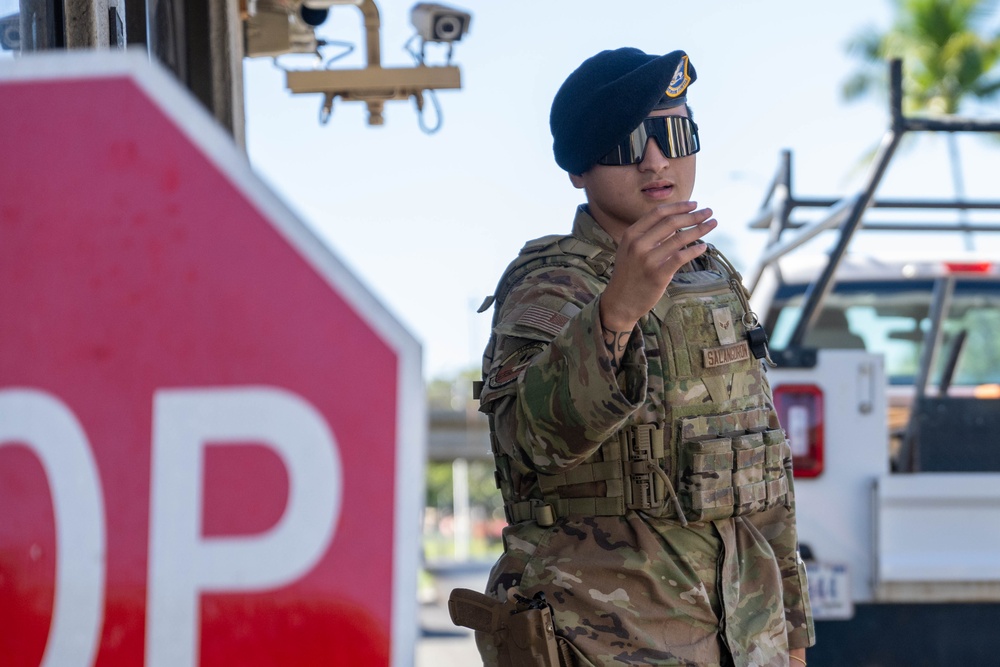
xmin=805 ymin=561 xmax=853 ymax=620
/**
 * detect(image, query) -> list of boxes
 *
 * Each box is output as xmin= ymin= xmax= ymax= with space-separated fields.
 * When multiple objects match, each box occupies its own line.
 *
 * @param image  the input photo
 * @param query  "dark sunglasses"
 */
xmin=597 ymin=115 xmax=700 ymax=166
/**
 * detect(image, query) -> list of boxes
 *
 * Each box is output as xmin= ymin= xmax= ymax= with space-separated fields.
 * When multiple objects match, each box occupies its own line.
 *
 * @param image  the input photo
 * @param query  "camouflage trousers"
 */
xmin=474 ymin=514 xmax=790 ymax=667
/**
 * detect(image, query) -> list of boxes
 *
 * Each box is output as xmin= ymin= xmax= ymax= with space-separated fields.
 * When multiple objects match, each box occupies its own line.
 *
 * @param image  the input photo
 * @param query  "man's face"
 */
xmin=570 ymin=106 xmax=697 ymax=242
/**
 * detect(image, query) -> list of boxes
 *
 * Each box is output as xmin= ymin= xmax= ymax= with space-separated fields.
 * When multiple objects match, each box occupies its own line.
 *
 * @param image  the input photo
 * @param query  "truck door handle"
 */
xmin=857 ymin=361 xmax=874 ymax=414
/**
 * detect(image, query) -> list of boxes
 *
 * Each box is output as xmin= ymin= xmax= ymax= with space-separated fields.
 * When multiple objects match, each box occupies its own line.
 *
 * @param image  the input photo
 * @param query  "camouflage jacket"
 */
xmin=476 ymin=206 xmax=815 ymax=667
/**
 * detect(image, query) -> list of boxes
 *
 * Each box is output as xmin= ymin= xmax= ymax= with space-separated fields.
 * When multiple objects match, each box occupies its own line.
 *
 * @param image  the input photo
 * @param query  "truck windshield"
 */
xmin=768 ymin=279 xmax=1000 ymax=387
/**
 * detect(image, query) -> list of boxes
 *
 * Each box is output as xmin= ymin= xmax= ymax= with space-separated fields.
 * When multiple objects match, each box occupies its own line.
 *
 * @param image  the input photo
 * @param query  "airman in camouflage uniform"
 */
xmin=467 ymin=48 xmax=815 ymax=666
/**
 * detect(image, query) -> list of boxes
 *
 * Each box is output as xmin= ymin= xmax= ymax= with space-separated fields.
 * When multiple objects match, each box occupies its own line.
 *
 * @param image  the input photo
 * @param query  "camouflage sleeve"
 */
xmin=746 ymin=397 xmax=816 ymax=649
xmin=479 ymin=266 xmax=647 ymax=473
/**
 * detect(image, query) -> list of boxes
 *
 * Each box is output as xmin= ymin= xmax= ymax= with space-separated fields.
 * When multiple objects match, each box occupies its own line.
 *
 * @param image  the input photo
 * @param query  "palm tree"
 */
xmin=845 ymin=0 xmax=1000 ymax=114
xmin=843 ymin=0 xmax=1000 ymax=247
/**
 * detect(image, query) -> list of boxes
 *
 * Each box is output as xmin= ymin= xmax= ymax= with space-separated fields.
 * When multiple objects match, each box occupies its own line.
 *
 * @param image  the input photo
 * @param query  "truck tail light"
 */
xmin=943 ymin=261 xmax=993 ymax=275
xmin=973 ymin=383 xmax=1000 ymax=399
xmin=774 ymin=384 xmax=824 ymax=478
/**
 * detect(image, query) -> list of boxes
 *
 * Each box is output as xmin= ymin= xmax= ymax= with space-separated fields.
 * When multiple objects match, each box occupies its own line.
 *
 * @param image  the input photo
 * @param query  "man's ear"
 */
xmin=569 ymin=172 xmax=586 ymax=189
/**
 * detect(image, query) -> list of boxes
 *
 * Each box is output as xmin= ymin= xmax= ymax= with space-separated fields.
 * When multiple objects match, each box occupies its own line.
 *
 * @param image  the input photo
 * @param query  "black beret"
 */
xmin=550 ymin=48 xmax=697 ymax=174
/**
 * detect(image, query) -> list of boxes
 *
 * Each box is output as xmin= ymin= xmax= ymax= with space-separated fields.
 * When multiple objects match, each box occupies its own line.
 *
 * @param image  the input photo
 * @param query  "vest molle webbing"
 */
xmin=480 ymin=236 xmax=789 ymax=526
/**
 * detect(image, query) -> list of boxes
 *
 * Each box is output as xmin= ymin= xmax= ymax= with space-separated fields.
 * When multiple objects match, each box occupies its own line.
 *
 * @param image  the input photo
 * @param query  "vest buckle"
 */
xmin=620 ymin=424 xmax=667 ymax=511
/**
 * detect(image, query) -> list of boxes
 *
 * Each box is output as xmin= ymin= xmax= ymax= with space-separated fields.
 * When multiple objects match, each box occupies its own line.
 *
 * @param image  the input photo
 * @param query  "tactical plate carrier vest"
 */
xmin=476 ymin=235 xmax=791 ymax=527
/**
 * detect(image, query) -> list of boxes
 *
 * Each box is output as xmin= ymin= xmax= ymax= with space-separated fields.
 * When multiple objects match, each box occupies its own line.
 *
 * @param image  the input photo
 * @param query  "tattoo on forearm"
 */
xmin=602 ymin=326 xmax=629 ymax=369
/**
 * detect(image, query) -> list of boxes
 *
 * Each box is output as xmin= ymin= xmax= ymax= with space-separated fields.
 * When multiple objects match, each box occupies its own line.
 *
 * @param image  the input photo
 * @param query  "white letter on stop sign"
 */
xmin=0 ymin=388 xmax=106 ymax=667
xmin=146 ymin=387 xmax=342 ymax=667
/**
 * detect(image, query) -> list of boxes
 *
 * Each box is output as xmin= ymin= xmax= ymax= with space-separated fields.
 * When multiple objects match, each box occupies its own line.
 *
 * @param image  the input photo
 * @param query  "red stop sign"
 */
xmin=0 ymin=53 xmax=424 ymax=667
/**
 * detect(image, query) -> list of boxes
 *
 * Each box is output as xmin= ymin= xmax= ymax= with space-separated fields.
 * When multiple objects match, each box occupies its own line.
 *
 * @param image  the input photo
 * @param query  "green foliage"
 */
xmin=842 ymin=0 xmax=1000 ymax=221
xmin=425 ymin=460 xmax=456 ymax=508
xmin=844 ymin=0 xmax=1000 ymax=115
xmin=426 ymin=366 xmax=481 ymax=411
xmin=424 ymin=459 xmax=504 ymax=514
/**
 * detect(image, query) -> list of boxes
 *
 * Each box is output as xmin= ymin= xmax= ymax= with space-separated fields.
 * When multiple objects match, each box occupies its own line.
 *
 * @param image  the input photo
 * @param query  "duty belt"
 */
xmin=505 ymin=423 xmax=689 ymax=527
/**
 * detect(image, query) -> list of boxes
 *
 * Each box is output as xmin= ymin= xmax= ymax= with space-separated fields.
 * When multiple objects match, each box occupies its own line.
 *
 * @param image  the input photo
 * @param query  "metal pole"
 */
xmin=787 ymin=59 xmax=906 ymax=349
xmin=18 ymin=0 xmax=60 ymax=51
xmin=63 ymin=0 xmax=109 ymax=48
xmin=899 ymin=276 xmax=955 ymax=472
xmin=914 ymin=277 xmax=955 ymax=402
xmin=146 ymin=0 xmax=245 ymax=146
xmin=756 ymin=195 xmax=859 ymax=269
xmin=452 ymin=457 xmax=470 ymax=561
xmin=746 ymin=151 xmax=791 ymax=292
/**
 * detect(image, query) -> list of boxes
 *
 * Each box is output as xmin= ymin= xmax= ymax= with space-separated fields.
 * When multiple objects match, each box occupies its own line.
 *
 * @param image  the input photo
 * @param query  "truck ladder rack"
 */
xmin=747 ymin=59 xmax=1000 ymax=352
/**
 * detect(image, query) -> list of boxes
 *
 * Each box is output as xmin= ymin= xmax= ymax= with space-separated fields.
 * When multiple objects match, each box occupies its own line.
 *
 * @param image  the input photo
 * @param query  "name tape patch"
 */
xmin=703 ymin=340 xmax=751 ymax=368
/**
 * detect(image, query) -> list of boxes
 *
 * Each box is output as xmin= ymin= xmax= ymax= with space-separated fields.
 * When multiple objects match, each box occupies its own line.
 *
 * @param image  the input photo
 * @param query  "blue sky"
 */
xmin=7 ymin=0 xmax=997 ymax=380
xmin=244 ymin=1 xmax=895 ymax=379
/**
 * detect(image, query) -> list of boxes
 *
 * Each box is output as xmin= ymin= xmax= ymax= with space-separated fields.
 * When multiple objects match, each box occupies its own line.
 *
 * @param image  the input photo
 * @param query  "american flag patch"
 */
xmin=517 ymin=305 xmax=570 ymax=337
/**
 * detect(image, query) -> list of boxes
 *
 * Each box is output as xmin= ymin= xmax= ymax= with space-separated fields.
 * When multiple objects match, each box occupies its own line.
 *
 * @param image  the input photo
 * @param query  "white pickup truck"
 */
xmin=744 ymin=60 xmax=1000 ymax=665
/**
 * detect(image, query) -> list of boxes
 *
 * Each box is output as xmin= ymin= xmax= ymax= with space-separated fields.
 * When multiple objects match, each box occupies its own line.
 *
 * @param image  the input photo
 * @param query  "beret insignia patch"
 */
xmin=665 ymin=55 xmax=691 ymax=98
xmin=489 ymin=342 xmax=545 ymax=389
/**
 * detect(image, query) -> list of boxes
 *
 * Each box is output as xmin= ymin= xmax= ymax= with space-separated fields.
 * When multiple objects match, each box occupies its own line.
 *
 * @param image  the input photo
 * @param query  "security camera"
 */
xmin=410 ymin=3 xmax=470 ymax=43
xmin=299 ymin=5 xmax=330 ymax=27
xmin=0 ymin=13 xmax=20 ymax=52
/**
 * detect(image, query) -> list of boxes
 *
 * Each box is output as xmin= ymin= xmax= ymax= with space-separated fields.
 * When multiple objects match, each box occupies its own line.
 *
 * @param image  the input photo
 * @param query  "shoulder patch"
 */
xmin=665 ymin=55 xmax=692 ymax=98
xmin=514 ymin=304 xmax=570 ymax=337
xmin=489 ymin=342 xmax=545 ymax=389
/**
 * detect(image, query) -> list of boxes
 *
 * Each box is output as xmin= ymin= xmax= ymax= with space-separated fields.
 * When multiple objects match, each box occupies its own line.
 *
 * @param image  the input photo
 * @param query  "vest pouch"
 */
xmin=731 ymin=432 xmax=767 ymax=516
xmin=762 ymin=428 xmax=790 ymax=508
xmin=678 ymin=436 xmax=734 ymax=522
